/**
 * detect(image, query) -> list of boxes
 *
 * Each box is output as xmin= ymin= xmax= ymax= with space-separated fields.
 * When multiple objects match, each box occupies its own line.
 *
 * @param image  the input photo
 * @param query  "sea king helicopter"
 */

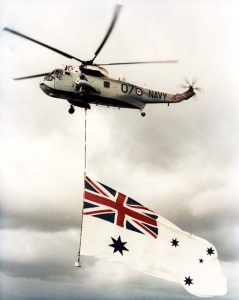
xmin=3 ymin=5 xmax=200 ymax=117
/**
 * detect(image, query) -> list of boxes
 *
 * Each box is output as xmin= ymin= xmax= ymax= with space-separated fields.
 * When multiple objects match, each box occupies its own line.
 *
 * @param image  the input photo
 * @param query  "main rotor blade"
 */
xmin=92 ymin=5 xmax=122 ymax=63
xmin=3 ymin=27 xmax=84 ymax=63
xmin=97 ymin=60 xmax=178 ymax=66
xmin=14 ymin=73 xmax=49 ymax=80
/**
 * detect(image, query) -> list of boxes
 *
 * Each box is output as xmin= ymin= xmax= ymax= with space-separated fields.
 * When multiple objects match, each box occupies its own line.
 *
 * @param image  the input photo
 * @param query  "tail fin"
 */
xmin=171 ymin=86 xmax=195 ymax=102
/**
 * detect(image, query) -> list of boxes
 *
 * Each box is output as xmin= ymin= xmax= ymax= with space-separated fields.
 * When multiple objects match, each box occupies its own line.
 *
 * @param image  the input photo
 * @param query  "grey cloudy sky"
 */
xmin=0 ymin=0 xmax=239 ymax=299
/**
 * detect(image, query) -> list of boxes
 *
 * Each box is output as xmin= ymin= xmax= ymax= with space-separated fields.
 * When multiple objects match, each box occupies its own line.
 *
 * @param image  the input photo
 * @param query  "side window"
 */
xmin=104 ymin=81 xmax=110 ymax=88
xmin=55 ymin=69 xmax=63 ymax=79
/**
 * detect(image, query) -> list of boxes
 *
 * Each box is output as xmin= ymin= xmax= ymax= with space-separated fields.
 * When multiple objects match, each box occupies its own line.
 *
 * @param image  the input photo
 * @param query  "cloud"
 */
xmin=189 ymin=181 xmax=239 ymax=218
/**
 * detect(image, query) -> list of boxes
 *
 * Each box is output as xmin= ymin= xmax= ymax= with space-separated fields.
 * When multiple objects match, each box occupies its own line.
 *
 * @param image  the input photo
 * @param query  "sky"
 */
xmin=0 ymin=0 xmax=239 ymax=299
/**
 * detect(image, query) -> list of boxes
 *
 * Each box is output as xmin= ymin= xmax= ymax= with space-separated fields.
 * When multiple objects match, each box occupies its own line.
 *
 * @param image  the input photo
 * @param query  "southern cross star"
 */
xmin=207 ymin=247 xmax=215 ymax=256
xmin=184 ymin=276 xmax=193 ymax=286
xmin=171 ymin=238 xmax=179 ymax=247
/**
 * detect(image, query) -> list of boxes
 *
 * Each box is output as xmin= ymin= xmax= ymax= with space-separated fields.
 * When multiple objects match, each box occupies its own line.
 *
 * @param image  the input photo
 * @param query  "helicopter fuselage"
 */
xmin=40 ymin=65 xmax=195 ymax=113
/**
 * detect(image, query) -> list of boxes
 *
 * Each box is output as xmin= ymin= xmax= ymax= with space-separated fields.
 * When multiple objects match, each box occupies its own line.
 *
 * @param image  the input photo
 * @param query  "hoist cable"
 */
xmin=76 ymin=108 xmax=87 ymax=266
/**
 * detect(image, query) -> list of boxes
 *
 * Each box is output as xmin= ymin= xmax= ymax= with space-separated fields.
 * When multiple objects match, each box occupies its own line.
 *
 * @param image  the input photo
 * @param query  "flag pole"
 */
xmin=75 ymin=108 xmax=87 ymax=267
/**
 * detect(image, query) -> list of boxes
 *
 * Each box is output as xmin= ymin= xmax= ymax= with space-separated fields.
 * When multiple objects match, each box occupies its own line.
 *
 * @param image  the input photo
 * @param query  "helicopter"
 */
xmin=3 ymin=5 xmax=200 ymax=117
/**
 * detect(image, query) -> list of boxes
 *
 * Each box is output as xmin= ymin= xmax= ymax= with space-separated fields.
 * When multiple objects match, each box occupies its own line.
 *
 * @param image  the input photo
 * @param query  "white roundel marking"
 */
xmin=136 ymin=88 xmax=142 ymax=96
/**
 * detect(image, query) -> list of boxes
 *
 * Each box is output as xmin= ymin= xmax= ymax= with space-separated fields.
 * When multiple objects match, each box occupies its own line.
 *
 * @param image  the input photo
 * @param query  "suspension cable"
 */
xmin=75 ymin=108 xmax=87 ymax=267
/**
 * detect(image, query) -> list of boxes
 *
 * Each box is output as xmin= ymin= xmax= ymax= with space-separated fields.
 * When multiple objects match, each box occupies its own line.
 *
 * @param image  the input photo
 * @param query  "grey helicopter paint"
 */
xmin=3 ymin=5 xmax=199 ymax=116
xmin=39 ymin=65 xmax=196 ymax=115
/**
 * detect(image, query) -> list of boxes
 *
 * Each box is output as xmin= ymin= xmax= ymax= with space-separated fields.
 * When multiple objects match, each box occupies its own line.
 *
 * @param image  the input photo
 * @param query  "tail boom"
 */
xmin=145 ymin=86 xmax=195 ymax=104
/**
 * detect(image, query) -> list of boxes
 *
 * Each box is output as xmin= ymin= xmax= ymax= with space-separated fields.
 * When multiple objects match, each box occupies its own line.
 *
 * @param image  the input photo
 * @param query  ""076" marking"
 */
xmin=121 ymin=84 xmax=142 ymax=96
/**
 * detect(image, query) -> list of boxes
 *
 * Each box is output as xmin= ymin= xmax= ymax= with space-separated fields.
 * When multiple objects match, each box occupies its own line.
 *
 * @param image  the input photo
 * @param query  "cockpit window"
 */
xmin=44 ymin=71 xmax=54 ymax=81
xmin=44 ymin=69 xmax=63 ymax=81
xmin=55 ymin=69 xmax=63 ymax=79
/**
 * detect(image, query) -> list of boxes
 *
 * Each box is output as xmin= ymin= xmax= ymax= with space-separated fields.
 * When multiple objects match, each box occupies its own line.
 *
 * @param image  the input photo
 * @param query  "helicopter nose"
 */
xmin=39 ymin=81 xmax=52 ymax=94
xmin=40 ymin=82 xmax=46 ymax=91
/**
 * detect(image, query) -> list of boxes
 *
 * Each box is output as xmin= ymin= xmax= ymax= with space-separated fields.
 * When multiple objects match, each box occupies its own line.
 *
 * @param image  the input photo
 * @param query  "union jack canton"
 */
xmin=84 ymin=176 xmax=158 ymax=239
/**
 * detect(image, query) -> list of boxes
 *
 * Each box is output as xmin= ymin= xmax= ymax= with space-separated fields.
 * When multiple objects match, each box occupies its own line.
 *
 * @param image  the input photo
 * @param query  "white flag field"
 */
xmin=81 ymin=176 xmax=227 ymax=297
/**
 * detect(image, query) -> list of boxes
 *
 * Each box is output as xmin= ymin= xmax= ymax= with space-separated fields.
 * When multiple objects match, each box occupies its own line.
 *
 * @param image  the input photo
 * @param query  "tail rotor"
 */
xmin=180 ymin=77 xmax=203 ymax=100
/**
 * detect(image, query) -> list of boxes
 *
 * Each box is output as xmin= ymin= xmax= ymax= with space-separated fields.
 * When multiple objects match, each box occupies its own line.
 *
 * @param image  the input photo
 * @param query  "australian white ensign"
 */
xmin=81 ymin=176 xmax=227 ymax=297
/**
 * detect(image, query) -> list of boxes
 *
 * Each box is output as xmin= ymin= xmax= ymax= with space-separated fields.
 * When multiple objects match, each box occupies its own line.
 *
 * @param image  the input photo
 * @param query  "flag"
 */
xmin=81 ymin=176 xmax=227 ymax=297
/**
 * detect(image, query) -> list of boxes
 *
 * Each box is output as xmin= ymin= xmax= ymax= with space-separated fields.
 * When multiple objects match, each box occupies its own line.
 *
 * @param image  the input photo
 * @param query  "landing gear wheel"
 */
xmin=141 ymin=112 xmax=146 ymax=117
xmin=69 ymin=105 xmax=75 ymax=114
